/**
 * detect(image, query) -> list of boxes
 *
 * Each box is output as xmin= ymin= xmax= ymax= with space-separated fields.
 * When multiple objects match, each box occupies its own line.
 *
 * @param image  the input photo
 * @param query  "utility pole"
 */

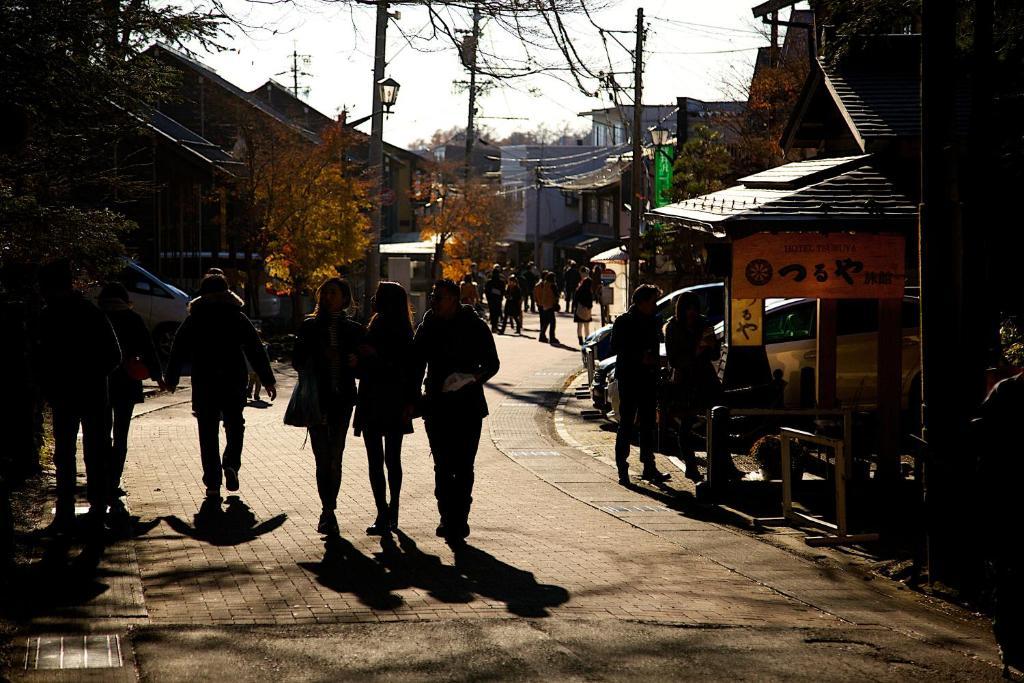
xmin=464 ymin=4 xmax=481 ymax=180
xmin=627 ymin=7 xmax=644 ymax=296
xmin=362 ymin=0 xmax=389 ymax=319
xmin=534 ymin=142 xmax=544 ymax=267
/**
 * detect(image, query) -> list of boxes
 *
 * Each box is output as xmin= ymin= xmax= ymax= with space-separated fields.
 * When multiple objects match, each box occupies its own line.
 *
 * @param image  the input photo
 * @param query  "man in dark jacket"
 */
xmin=36 ymin=260 xmax=122 ymax=534
xmin=484 ymin=269 xmax=506 ymax=333
xmin=413 ymin=279 xmax=500 ymax=543
xmin=563 ymin=262 xmax=580 ymax=312
xmin=520 ymin=262 xmax=539 ymax=313
xmin=611 ymin=284 xmax=670 ymax=485
xmin=166 ymin=274 xmax=276 ymax=499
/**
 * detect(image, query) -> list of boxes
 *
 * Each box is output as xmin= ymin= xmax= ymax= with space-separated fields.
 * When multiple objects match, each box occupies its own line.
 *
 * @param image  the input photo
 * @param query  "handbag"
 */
xmin=574 ymin=304 xmax=592 ymax=322
xmin=284 ymin=361 xmax=324 ymax=427
xmin=125 ymin=356 xmax=150 ymax=381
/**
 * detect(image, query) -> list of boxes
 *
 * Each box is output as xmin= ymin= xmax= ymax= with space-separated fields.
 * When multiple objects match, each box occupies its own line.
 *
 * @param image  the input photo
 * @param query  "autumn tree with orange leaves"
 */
xmin=418 ymin=172 xmax=519 ymax=281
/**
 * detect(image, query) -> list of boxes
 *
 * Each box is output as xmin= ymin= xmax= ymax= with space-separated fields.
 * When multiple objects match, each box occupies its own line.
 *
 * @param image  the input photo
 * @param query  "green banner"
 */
xmin=653 ymin=146 xmax=674 ymax=208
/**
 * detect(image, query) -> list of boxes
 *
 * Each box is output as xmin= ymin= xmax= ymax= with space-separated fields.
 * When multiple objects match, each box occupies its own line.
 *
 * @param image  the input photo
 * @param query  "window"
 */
xmin=585 ymin=196 xmax=599 ymax=223
xmin=837 ymin=299 xmax=878 ymax=336
xmin=764 ymin=302 xmax=816 ymax=344
xmin=599 ymin=197 xmax=614 ymax=225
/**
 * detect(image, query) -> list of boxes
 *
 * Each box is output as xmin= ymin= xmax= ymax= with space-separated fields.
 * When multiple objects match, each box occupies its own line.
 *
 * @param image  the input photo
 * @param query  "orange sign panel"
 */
xmin=732 ymin=233 xmax=905 ymax=299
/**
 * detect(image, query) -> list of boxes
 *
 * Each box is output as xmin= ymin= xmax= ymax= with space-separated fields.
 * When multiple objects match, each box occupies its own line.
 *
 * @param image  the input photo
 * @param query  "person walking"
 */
xmin=485 ymin=269 xmax=506 ymax=333
xmin=501 ymin=275 xmax=524 ymax=335
xmin=413 ymin=279 xmax=500 ymax=544
xmin=460 ymin=273 xmax=479 ymax=307
xmin=355 ymin=282 xmax=417 ymax=536
xmin=563 ymin=261 xmax=580 ymax=312
xmin=166 ymin=273 xmax=276 ymax=501
xmin=291 ymin=278 xmax=365 ymax=536
xmin=36 ymin=260 xmax=122 ymax=536
xmin=534 ymin=271 xmax=560 ymax=345
xmin=611 ymin=284 xmax=670 ymax=485
xmin=665 ymin=292 xmax=722 ymax=483
xmin=97 ymin=282 xmax=165 ymax=515
xmin=573 ymin=268 xmax=594 ymax=346
xmin=520 ymin=262 xmax=539 ymax=313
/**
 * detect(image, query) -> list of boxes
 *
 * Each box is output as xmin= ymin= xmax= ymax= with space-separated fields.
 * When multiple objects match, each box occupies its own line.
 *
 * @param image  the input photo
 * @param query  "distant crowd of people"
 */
xmin=457 ymin=259 xmax=613 ymax=346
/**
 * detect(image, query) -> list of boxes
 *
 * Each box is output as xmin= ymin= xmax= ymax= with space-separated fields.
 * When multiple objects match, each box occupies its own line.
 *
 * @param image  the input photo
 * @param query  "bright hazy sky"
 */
xmin=188 ymin=1 xmax=801 ymax=149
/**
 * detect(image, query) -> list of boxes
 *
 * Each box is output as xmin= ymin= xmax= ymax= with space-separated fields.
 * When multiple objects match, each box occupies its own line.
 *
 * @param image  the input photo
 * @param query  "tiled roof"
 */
xmin=648 ymin=155 xmax=915 ymax=235
xmin=147 ymin=109 xmax=242 ymax=169
xmin=824 ymin=64 xmax=920 ymax=140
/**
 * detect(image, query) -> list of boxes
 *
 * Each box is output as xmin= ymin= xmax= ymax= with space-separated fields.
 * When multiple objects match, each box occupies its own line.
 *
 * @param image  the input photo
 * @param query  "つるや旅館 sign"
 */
xmin=732 ymin=233 xmax=905 ymax=299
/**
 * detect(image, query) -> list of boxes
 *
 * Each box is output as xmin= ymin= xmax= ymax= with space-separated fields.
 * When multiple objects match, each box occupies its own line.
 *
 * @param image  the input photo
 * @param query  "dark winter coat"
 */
xmin=485 ymin=276 xmax=506 ymax=306
xmin=354 ymin=320 xmax=416 ymax=435
xmin=504 ymin=287 xmax=524 ymax=316
xmin=165 ymin=291 xmax=274 ymax=410
xmin=36 ymin=293 xmax=122 ymax=406
xmin=292 ymin=311 xmax=366 ymax=412
xmin=610 ymin=304 xmax=662 ymax=393
xmin=563 ymin=267 xmax=580 ymax=295
xmin=102 ymin=304 xmax=162 ymax=405
xmin=665 ymin=315 xmax=721 ymax=411
xmin=413 ymin=305 xmax=500 ymax=419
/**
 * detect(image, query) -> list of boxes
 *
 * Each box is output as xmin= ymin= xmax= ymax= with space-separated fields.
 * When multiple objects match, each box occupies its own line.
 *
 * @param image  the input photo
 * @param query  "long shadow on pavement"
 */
xmin=164 ymin=495 xmax=286 ymax=547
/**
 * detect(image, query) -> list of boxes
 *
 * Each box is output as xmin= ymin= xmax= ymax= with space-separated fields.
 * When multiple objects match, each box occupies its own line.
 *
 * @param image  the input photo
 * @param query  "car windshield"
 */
xmin=130 ymin=261 xmax=187 ymax=298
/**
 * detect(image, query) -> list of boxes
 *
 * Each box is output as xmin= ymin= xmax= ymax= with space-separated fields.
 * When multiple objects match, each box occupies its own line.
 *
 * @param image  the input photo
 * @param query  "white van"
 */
xmin=90 ymin=261 xmax=189 ymax=359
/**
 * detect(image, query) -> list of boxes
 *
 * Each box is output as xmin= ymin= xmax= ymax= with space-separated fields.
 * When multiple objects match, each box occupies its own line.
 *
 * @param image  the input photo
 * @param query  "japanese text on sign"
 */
xmin=730 ymin=298 xmax=763 ymax=347
xmin=732 ymin=233 xmax=905 ymax=299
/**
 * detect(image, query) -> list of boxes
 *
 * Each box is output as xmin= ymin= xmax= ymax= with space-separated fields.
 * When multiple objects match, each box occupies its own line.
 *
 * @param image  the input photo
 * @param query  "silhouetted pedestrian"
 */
xmin=534 ymin=272 xmax=559 ymax=345
xmin=501 ymin=275 xmax=524 ymax=335
xmin=355 ymin=281 xmax=416 ymax=536
xmin=573 ymin=268 xmax=594 ymax=345
xmin=36 ymin=260 xmax=121 ymax=535
xmin=563 ymin=261 xmax=580 ymax=311
xmin=976 ymin=372 xmax=1024 ymax=677
xmin=665 ymin=292 xmax=721 ymax=483
xmin=292 ymin=277 xmax=364 ymax=536
xmin=611 ymin=284 xmax=670 ymax=485
xmin=520 ymin=262 xmax=539 ymax=313
xmin=485 ymin=269 xmax=505 ymax=333
xmin=413 ymin=279 xmax=500 ymax=544
xmin=166 ymin=274 xmax=276 ymax=500
xmin=98 ymin=282 xmax=165 ymax=514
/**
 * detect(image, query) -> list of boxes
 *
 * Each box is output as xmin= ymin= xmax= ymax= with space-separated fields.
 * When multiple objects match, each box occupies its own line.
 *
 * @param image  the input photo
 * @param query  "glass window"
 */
xmin=764 ymin=302 xmax=816 ymax=344
xmin=600 ymin=197 xmax=613 ymax=225
xmin=585 ymin=196 xmax=599 ymax=223
xmin=837 ymin=299 xmax=878 ymax=336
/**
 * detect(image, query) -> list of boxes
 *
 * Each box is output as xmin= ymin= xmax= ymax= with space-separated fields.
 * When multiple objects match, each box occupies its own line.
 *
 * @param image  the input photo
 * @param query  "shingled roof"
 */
xmin=147 ymin=109 xmax=243 ymax=171
xmin=647 ymin=154 xmax=916 ymax=237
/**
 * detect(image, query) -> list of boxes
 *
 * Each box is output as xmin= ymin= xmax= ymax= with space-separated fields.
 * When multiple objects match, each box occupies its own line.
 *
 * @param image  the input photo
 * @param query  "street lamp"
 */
xmin=649 ymin=125 xmax=674 ymax=210
xmin=378 ymin=77 xmax=400 ymax=115
xmin=650 ymin=125 xmax=671 ymax=147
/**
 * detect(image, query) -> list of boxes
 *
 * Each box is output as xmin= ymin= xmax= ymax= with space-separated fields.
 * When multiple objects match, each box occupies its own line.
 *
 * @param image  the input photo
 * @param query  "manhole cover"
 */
xmin=508 ymin=449 xmax=561 ymax=457
xmin=25 ymin=635 xmax=124 ymax=670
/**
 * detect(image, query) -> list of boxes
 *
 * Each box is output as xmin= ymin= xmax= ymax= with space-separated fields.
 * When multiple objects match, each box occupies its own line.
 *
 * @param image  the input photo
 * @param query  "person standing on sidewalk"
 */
xmin=36 ymin=260 xmax=122 ymax=536
xmin=98 ymin=282 xmax=165 ymax=517
xmin=413 ymin=279 xmax=500 ymax=544
xmin=166 ymin=273 xmax=276 ymax=500
xmin=563 ymin=261 xmax=580 ymax=312
xmin=611 ymin=284 xmax=670 ymax=485
xmin=573 ymin=267 xmax=594 ymax=346
xmin=485 ymin=268 xmax=506 ymax=334
xmin=520 ymin=262 xmax=538 ymax=313
xmin=501 ymin=275 xmax=524 ymax=335
xmin=534 ymin=271 xmax=560 ymax=345
xmin=355 ymin=281 xmax=416 ymax=536
xmin=292 ymin=277 xmax=364 ymax=536
xmin=665 ymin=292 xmax=721 ymax=483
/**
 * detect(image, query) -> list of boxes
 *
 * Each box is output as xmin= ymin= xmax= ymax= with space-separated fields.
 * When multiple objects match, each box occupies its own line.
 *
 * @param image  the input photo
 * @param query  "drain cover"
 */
xmin=25 ymin=635 xmax=124 ymax=670
xmin=601 ymin=505 xmax=672 ymax=514
xmin=508 ymin=449 xmax=561 ymax=457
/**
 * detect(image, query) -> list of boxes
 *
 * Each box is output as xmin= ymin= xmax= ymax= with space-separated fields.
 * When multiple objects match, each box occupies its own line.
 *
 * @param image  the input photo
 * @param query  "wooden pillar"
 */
xmin=877 ymin=297 xmax=903 ymax=481
xmin=816 ymin=299 xmax=837 ymax=409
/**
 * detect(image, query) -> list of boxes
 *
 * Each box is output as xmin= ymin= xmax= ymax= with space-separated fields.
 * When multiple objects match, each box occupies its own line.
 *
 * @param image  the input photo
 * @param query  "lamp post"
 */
xmin=362 ymin=66 xmax=400 ymax=318
xmin=650 ymin=125 xmax=674 ymax=210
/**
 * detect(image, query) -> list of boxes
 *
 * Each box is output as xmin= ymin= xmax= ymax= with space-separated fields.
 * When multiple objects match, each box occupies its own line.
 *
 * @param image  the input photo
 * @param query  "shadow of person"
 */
xmin=451 ymin=543 xmax=569 ymax=617
xmin=298 ymin=535 xmax=403 ymax=610
xmin=384 ymin=531 xmax=474 ymax=605
xmin=164 ymin=495 xmax=286 ymax=547
xmin=0 ymin=535 xmax=109 ymax=619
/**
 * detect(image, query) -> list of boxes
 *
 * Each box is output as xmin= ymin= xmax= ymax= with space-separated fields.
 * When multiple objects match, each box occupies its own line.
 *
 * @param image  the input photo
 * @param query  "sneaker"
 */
xmin=317 ymin=510 xmax=339 ymax=536
xmin=641 ymin=468 xmax=672 ymax=483
xmin=617 ymin=465 xmax=630 ymax=485
xmin=224 ymin=467 xmax=239 ymax=492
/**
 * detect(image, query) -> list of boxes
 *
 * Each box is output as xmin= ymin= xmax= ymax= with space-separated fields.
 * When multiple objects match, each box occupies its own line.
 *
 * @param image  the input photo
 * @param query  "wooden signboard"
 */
xmin=732 ymin=233 xmax=905 ymax=299
xmin=730 ymin=298 xmax=764 ymax=346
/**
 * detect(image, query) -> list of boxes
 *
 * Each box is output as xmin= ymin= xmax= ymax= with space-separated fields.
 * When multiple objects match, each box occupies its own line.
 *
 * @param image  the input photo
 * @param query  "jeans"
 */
xmin=425 ymin=411 xmax=483 ymax=531
xmin=615 ymin=387 xmax=657 ymax=471
xmin=364 ymin=430 xmax=403 ymax=519
xmin=52 ymin=401 xmax=112 ymax=516
xmin=196 ymin=399 xmax=245 ymax=492
xmin=110 ymin=400 xmax=136 ymax=495
xmin=539 ymin=308 xmax=556 ymax=341
xmin=308 ymin=405 xmax=353 ymax=511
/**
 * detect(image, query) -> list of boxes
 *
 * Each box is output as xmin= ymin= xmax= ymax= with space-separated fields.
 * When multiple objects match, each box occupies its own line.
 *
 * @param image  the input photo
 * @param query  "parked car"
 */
xmin=602 ymin=295 xmax=921 ymax=423
xmin=89 ymin=261 xmax=189 ymax=360
xmin=582 ymin=282 xmax=724 ymax=384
